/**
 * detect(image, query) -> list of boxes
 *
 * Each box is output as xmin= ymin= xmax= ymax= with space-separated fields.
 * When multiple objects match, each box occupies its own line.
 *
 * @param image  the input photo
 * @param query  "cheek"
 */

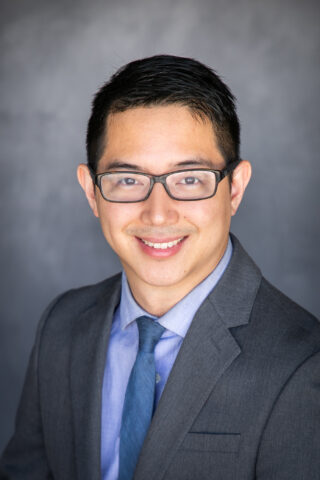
xmin=97 ymin=203 xmax=138 ymax=241
xmin=181 ymin=197 xmax=230 ymax=229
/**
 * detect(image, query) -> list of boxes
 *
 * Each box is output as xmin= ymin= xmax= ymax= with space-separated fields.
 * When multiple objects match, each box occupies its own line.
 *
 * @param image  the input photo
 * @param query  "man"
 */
xmin=1 ymin=55 xmax=319 ymax=480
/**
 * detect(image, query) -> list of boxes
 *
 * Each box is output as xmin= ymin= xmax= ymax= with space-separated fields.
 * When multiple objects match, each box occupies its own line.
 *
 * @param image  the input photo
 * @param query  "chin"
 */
xmin=128 ymin=265 xmax=188 ymax=289
xmin=144 ymin=272 xmax=186 ymax=288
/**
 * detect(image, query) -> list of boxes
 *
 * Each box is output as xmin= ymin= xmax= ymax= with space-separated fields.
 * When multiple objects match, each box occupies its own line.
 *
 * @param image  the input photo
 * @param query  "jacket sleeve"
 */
xmin=0 ymin=298 xmax=62 ymax=480
xmin=256 ymin=350 xmax=320 ymax=479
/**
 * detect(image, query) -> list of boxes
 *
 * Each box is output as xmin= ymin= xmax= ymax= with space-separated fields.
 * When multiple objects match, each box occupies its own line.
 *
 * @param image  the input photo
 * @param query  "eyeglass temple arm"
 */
xmin=88 ymin=166 xmax=98 ymax=183
xmin=220 ymin=159 xmax=241 ymax=179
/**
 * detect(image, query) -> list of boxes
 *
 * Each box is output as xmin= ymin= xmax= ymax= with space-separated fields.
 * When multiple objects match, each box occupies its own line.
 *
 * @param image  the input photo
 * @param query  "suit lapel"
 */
xmin=134 ymin=298 xmax=240 ymax=480
xmin=70 ymin=276 xmax=121 ymax=480
xmin=134 ymin=235 xmax=262 ymax=480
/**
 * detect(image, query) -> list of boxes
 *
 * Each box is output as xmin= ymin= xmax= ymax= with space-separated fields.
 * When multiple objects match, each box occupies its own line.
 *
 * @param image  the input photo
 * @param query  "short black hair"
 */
xmin=86 ymin=55 xmax=240 ymax=172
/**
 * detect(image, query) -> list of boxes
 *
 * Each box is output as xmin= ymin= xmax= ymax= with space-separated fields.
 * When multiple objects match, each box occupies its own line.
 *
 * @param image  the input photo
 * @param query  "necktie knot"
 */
xmin=136 ymin=316 xmax=165 ymax=353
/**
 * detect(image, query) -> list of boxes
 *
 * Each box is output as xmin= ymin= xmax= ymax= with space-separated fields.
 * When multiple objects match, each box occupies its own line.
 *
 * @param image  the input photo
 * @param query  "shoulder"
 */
xmin=236 ymin=276 xmax=320 ymax=374
xmin=36 ymin=273 xmax=122 ymax=340
xmin=48 ymin=272 xmax=122 ymax=314
xmin=229 ymin=234 xmax=319 ymax=339
xmin=256 ymin=277 xmax=319 ymax=339
xmin=226 ymin=235 xmax=320 ymax=361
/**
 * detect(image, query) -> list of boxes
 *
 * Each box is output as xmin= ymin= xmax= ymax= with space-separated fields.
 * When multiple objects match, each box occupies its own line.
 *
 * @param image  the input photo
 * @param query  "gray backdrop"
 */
xmin=1 ymin=0 xmax=319 ymax=451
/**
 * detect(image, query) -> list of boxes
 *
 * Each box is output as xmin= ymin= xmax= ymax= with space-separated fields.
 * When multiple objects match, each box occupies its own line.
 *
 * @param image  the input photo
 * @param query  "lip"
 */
xmin=136 ymin=236 xmax=187 ymax=258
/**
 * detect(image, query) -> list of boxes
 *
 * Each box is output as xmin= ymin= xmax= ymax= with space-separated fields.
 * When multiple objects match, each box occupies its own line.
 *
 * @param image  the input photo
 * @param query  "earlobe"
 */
xmin=77 ymin=164 xmax=99 ymax=218
xmin=230 ymin=160 xmax=252 ymax=216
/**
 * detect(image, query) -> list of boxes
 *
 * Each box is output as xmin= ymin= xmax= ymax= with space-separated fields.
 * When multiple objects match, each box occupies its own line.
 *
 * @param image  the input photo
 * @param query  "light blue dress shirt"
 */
xmin=101 ymin=237 xmax=233 ymax=480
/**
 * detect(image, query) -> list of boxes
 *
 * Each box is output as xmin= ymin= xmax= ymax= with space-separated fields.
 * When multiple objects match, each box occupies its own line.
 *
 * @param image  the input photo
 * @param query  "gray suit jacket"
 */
xmin=1 ymin=236 xmax=320 ymax=479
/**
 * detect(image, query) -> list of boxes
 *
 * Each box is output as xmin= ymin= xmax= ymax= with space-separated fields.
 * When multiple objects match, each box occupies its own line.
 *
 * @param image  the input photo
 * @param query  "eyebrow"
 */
xmin=175 ymin=158 xmax=217 ymax=168
xmin=103 ymin=158 xmax=218 ymax=171
xmin=104 ymin=161 xmax=141 ymax=170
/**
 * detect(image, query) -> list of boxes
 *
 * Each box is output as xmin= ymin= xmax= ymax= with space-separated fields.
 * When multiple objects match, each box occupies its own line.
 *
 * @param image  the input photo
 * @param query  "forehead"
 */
xmin=98 ymin=105 xmax=224 ymax=172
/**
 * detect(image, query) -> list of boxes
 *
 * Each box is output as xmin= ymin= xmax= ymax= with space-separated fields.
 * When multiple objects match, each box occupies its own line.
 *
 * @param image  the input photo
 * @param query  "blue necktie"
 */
xmin=118 ymin=316 xmax=165 ymax=480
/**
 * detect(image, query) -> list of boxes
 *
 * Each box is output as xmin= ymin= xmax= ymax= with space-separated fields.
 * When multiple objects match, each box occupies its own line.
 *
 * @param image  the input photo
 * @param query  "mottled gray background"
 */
xmin=1 ymin=0 xmax=319 ymax=451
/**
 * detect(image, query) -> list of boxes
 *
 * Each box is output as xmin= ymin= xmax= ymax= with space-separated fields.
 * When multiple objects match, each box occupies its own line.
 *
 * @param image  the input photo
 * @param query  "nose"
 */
xmin=140 ymin=182 xmax=179 ymax=226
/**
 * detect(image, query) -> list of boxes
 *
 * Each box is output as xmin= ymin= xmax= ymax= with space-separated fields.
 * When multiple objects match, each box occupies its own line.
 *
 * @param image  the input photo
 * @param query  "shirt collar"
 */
xmin=119 ymin=236 xmax=233 ymax=337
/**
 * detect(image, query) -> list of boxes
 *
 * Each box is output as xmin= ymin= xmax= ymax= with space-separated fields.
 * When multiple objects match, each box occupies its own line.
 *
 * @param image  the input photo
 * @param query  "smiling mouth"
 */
xmin=139 ymin=237 xmax=185 ymax=250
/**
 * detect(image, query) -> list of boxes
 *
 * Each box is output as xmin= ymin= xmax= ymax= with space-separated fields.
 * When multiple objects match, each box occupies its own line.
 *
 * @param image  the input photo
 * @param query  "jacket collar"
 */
xmin=208 ymin=233 xmax=261 ymax=328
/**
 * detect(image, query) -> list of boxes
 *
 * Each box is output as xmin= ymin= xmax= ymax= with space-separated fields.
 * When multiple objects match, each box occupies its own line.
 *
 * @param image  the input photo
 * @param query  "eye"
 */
xmin=118 ymin=177 xmax=139 ymax=186
xmin=179 ymin=176 xmax=201 ymax=185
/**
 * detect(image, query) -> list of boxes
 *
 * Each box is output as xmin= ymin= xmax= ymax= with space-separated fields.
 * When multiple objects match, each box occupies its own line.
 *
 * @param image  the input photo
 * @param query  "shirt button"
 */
xmin=156 ymin=373 xmax=161 ymax=384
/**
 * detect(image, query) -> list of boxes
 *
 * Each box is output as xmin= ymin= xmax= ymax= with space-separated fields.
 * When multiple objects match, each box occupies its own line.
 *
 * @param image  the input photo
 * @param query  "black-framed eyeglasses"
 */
xmin=90 ymin=160 xmax=240 ymax=203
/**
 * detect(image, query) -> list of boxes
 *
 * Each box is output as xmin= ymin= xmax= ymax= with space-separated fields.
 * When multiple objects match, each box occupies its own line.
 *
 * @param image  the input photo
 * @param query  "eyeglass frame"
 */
xmin=89 ymin=159 xmax=241 ymax=203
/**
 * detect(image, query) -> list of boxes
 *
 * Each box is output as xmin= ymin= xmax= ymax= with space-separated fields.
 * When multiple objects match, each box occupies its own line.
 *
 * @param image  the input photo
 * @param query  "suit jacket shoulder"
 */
xmin=256 ymin=276 xmax=319 ymax=336
xmin=38 ymin=273 xmax=122 ymax=339
xmin=46 ymin=272 xmax=122 ymax=320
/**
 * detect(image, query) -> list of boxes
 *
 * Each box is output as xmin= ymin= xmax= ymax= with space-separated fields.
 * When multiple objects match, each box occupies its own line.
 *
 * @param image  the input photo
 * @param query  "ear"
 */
xmin=230 ymin=160 xmax=252 ymax=216
xmin=77 ymin=164 xmax=99 ymax=218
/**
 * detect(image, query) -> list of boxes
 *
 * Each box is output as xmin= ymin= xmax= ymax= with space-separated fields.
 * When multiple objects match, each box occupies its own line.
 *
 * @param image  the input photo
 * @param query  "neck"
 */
xmin=128 ymin=282 xmax=193 ymax=317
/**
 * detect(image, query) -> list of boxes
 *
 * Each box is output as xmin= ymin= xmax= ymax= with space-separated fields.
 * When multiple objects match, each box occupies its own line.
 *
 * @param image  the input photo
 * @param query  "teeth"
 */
xmin=141 ymin=237 xmax=184 ymax=249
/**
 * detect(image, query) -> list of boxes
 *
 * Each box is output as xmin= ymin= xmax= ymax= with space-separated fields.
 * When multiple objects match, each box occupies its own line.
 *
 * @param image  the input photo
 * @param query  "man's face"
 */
xmin=79 ymin=105 xmax=251 ymax=304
